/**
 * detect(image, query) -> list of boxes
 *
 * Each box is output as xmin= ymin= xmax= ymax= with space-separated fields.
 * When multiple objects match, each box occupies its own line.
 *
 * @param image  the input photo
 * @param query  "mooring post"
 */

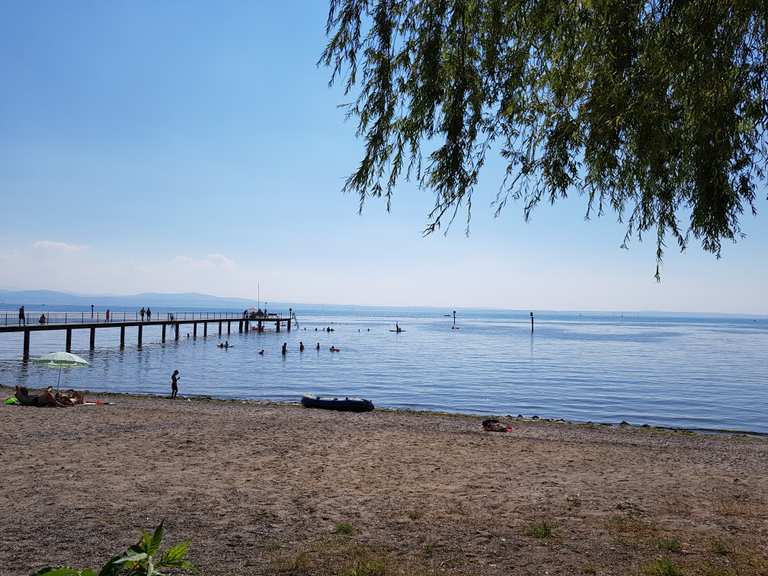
xmin=137 ymin=324 xmax=143 ymax=347
xmin=530 ymin=311 xmax=534 ymax=333
xmin=193 ymin=323 xmax=197 ymax=339
xmin=120 ymin=326 xmax=125 ymax=348
xmin=204 ymin=322 xmax=208 ymax=337
xmin=22 ymin=329 xmax=30 ymax=361
xmin=65 ymin=329 xmax=72 ymax=352
xmin=89 ymin=327 xmax=96 ymax=350
xmin=288 ymin=308 xmax=293 ymax=332
xmin=161 ymin=324 xmax=166 ymax=343
xmin=218 ymin=321 xmax=222 ymax=336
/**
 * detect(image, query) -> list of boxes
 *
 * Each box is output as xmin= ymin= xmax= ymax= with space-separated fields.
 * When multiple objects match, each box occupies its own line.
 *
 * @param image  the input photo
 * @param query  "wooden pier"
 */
xmin=0 ymin=309 xmax=294 ymax=361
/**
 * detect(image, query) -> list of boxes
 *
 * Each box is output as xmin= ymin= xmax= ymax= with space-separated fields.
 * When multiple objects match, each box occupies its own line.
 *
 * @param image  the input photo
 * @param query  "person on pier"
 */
xmin=18 ymin=306 xmax=25 ymax=326
xmin=140 ymin=307 xmax=145 ymax=322
xmin=146 ymin=307 xmax=152 ymax=321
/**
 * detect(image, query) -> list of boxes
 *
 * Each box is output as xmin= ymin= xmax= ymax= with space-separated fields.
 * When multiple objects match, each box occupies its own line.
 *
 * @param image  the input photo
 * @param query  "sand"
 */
xmin=1 ymin=388 xmax=766 ymax=575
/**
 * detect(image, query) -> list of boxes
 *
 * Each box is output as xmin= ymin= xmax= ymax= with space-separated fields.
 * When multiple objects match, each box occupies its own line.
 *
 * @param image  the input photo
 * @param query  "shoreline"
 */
xmin=2 ymin=388 xmax=767 ymax=575
xmin=5 ymin=384 xmax=766 ymax=439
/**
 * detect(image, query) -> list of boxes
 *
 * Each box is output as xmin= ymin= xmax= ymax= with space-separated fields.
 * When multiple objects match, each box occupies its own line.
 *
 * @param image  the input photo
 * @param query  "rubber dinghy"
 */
xmin=301 ymin=394 xmax=374 ymax=412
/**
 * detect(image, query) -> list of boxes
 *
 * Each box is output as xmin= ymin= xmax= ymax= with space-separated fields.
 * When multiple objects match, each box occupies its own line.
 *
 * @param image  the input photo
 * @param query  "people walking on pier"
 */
xmin=105 ymin=309 xmax=110 ymax=323
xmin=39 ymin=313 xmax=47 ymax=325
xmin=90 ymin=304 xmax=94 ymax=318
xmin=146 ymin=307 xmax=152 ymax=321
xmin=18 ymin=306 xmax=25 ymax=326
xmin=140 ymin=307 xmax=145 ymax=322
xmin=170 ymin=369 xmax=180 ymax=399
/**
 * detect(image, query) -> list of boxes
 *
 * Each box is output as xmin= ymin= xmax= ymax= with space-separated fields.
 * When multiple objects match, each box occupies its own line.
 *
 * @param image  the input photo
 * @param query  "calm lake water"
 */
xmin=1 ymin=306 xmax=766 ymax=433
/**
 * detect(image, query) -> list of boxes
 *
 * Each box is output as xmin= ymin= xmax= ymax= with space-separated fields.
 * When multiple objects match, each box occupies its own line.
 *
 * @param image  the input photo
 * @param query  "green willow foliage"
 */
xmin=321 ymin=0 xmax=767 ymax=275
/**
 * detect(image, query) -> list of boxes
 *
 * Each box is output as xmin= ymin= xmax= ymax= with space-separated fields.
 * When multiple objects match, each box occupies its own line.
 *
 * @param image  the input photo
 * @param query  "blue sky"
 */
xmin=1 ymin=1 xmax=766 ymax=313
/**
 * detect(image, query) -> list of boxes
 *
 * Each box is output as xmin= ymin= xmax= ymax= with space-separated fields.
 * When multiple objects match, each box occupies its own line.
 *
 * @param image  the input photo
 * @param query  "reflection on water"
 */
xmin=0 ymin=309 xmax=766 ymax=433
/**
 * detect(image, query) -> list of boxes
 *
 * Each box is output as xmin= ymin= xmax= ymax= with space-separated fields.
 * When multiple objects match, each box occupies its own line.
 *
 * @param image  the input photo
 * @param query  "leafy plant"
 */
xmin=32 ymin=522 xmax=195 ymax=576
xmin=334 ymin=522 xmax=354 ymax=535
xmin=525 ymin=520 xmax=554 ymax=539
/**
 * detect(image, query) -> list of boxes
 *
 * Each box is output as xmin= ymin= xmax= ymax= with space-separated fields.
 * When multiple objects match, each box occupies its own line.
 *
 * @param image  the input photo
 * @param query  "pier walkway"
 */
xmin=0 ymin=309 xmax=295 ymax=360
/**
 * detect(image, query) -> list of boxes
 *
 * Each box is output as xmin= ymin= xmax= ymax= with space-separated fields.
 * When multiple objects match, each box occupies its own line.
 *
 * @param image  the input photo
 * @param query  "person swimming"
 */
xmin=258 ymin=349 xmax=264 ymax=355
xmin=329 ymin=345 xmax=340 ymax=352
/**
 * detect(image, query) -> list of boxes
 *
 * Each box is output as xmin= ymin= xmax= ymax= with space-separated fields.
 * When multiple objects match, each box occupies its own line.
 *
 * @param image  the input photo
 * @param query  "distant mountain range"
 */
xmin=0 ymin=289 xmax=260 ymax=309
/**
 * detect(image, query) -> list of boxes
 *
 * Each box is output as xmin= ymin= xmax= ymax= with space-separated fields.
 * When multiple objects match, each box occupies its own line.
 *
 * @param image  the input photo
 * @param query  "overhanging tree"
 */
xmin=321 ymin=0 xmax=767 ymax=276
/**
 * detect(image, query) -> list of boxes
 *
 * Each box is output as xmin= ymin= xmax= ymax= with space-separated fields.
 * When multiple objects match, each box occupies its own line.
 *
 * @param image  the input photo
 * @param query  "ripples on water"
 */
xmin=0 ymin=308 xmax=766 ymax=433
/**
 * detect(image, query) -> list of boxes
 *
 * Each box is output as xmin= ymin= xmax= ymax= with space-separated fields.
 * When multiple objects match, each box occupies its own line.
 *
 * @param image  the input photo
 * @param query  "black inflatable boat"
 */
xmin=300 ymin=394 xmax=374 ymax=412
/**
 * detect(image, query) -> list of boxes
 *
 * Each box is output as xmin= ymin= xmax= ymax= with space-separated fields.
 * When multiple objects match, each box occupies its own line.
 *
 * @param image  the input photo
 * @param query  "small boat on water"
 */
xmin=301 ymin=394 xmax=374 ymax=412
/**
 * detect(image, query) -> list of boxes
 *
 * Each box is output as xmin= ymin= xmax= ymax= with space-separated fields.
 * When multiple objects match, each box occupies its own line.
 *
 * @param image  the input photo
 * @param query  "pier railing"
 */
xmin=1 ymin=310 xmax=261 ymax=327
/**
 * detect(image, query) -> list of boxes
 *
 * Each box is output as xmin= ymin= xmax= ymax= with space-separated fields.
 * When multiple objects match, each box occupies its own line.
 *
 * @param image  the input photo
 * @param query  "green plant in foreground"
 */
xmin=643 ymin=557 xmax=683 ymax=576
xmin=32 ymin=522 xmax=195 ymax=576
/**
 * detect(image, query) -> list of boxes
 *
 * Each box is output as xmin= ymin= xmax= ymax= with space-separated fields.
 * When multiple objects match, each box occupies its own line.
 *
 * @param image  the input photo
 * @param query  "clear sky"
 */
xmin=1 ymin=1 xmax=766 ymax=314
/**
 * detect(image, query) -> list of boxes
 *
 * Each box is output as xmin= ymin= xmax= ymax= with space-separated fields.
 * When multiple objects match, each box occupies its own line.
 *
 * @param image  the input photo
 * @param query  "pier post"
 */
xmin=23 ymin=329 xmax=30 ymax=361
xmin=238 ymin=321 xmax=242 ymax=333
xmin=227 ymin=321 xmax=231 ymax=335
xmin=258 ymin=320 xmax=262 ymax=332
xmin=218 ymin=322 xmax=222 ymax=336
xmin=204 ymin=322 xmax=208 ymax=338
xmin=175 ymin=324 xmax=179 ymax=341
xmin=137 ymin=324 xmax=143 ymax=347
xmin=193 ymin=323 xmax=197 ymax=339
xmin=120 ymin=326 xmax=125 ymax=348
xmin=89 ymin=327 xmax=96 ymax=350
xmin=162 ymin=324 xmax=166 ymax=343
xmin=288 ymin=308 xmax=292 ymax=332
xmin=65 ymin=329 xmax=72 ymax=352
xmin=276 ymin=319 xmax=280 ymax=332
xmin=530 ymin=312 xmax=534 ymax=333
xmin=287 ymin=318 xmax=292 ymax=332
xmin=245 ymin=320 xmax=249 ymax=332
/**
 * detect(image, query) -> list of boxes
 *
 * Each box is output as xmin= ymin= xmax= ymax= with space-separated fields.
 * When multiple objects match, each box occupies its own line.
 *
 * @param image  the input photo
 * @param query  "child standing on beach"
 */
xmin=171 ymin=370 xmax=180 ymax=399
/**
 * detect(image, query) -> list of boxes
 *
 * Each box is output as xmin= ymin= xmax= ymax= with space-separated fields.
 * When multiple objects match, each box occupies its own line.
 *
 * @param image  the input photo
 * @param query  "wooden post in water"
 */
xmin=161 ymin=324 xmax=166 ymax=343
xmin=23 ymin=329 xmax=30 ymax=361
xmin=238 ymin=321 xmax=243 ymax=333
xmin=137 ymin=324 xmax=143 ymax=347
xmin=174 ymin=323 xmax=179 ymax=341
xmin=218 ymin=322 xmax=222 ymax=336
xmin=204 ymin=322 xmax=208 ymax=337
xmin=66 ymin=329 xmax=72 ymax=352
xmin=245 ymin=319 xmax=249 ymax=332
xmin=530 ymin=312 xmax=534 ymax=333
xmin=288 ymin=308 xmax=292 ymax=332
xmin=227 ymin=321 xmax=231 ymax=335
xmin=89 ymin=327 xmax=96 ymax=350
xmin=276 ymin=319 xmax=281 ymax=332
xmin=193 ymin=323 xmax=197 ymax=339
xmin=120 ymin=326 xmax=125 ymax=348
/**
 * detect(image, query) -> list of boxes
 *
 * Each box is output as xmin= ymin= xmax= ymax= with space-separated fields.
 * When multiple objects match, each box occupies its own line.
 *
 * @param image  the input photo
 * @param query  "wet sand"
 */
xmin=1 ymin=388 xmax=766 ymax=575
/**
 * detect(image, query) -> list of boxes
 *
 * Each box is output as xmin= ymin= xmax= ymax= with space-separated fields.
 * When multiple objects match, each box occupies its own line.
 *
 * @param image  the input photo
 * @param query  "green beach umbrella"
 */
xmin=32 ymin=351 xmax=90 ymax=389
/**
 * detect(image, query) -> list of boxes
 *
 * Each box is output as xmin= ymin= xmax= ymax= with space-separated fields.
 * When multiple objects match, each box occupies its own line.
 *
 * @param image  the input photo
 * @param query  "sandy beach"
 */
xmin=1 ymin=387 xmax=766 ymax=576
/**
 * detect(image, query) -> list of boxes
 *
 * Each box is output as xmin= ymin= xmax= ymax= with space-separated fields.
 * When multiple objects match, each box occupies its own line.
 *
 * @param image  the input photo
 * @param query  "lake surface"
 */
xmin=1 ymin=306 xmax=766 ymax=433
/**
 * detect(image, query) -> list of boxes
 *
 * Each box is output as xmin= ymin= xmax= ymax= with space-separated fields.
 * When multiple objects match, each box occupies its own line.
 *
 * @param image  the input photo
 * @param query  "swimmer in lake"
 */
xmin=258 ymin=349 xmax=264 ymax=355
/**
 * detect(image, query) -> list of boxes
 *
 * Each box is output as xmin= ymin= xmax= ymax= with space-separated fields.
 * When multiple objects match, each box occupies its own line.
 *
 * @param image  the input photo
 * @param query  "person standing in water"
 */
xmin=281 ymin=342 xmax=287 ymax=356
xmin=299 ymin=341 xmax=305 ymax=352
xmin=170 ymin=370 xmax=180 ymax=399
xmin=316 ymin=342 xmax=320 ymax=351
